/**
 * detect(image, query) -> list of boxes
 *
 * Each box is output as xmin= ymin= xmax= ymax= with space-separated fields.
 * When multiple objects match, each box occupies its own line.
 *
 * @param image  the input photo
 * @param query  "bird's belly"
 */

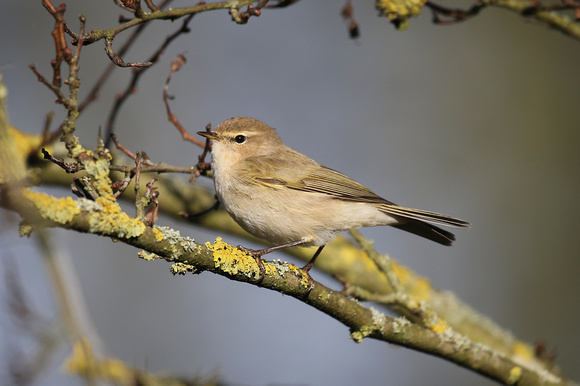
xmin=216 ymin=176 xmax=394 ymax=246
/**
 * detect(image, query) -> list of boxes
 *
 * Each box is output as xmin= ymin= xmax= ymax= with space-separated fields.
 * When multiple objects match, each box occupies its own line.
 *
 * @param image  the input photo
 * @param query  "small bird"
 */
xmin=198 ymin=117 xmax=469 ymax=272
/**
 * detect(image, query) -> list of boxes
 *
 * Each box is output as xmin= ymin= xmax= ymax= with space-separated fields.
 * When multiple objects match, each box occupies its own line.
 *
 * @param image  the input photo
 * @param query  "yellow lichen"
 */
xmin=7 ymin=124 xmax=42 ymax=160
xmin=64 ymin=338 xmax=175 ymax=385
xmin=138 ymin=250 xmax=160 ymax=261
xmin=152 ymin=227 xmax=164 ymax=242
xmin=170 ymin=262 xmax=197 ymax=275
xmin=23 ymin=190 xmax=80 ymax=224
xmin=68 ymin=142 xmax=86 ymax=159
xmin=511 ymin=340 xmax=535 ymax=362
xmin=392 ymin=262 xmax=432 ymax=301
xmin=376 ymin=0 xmax=426 ymax=30
xmin=82 ymin=157 xmax=115 ymax=201
xmin=88 ymin=207 xmax=145 ymax=239
xmin=350 ymin=324 xmax=376 ymax=343
xmin=507 ymin=366 xmax=522 ymax=385
xmin=1 ymin=125 xmax=43 ymax=183
xmin=206 ymin=237 xmax=265 ymax=280
xmin=19 ymin=223 xmax=34 ymax=237
xmin=427 ymin=317 xmax=450 ymax=334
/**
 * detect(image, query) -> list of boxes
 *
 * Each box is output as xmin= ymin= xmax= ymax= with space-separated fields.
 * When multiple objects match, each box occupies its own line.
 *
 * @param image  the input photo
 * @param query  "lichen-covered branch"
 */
xmin=0 ymin=187 xmax=567 ymax=384
xmin=376 ymin=0 xmax=580 ymax=40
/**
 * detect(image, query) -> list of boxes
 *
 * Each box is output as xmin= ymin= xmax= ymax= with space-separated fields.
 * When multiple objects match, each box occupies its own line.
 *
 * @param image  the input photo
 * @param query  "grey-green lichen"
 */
xmin=154 ymin=225 xmax=197 ymax=259
xmin=392 ymin=316 xmax=412 ymax=333
xmin=77 ymin=197 xmax=103 ymax=212
xmin=138 ymin=250 xmax=161 ymax=261
xmin=350 ymin=307 xmax=387 ymax=343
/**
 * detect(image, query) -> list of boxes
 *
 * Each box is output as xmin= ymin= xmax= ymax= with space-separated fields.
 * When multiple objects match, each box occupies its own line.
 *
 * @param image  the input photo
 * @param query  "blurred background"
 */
xmin=1 ymin=0 xmax=580 ymax=385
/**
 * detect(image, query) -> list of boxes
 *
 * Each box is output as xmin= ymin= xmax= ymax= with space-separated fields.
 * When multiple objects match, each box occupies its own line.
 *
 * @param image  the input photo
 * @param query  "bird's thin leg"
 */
xmin=300 ymin=245 xmax=326 ymax=294
xmin=237 ymin=239 xmax=310 ymax=257
xmin=237 ymin=240 xmax=311 ymax=283
xmin=302 ymin=245 xmax=325 ymax=273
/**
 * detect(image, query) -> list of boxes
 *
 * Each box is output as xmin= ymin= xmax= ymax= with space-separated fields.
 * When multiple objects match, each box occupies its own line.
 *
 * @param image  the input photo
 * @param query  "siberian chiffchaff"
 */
xmin=198 ymin=117 xmax=469 ymax=271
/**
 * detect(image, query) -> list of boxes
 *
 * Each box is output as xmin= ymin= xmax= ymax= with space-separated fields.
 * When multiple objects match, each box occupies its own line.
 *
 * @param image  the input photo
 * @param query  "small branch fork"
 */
xmin=230 ymin=0 xmax=270 ymax=24
xmin=77 ymin=0 xmax=173 ymax=113
xmin=34 ymin=0 xmax=284 ymax=149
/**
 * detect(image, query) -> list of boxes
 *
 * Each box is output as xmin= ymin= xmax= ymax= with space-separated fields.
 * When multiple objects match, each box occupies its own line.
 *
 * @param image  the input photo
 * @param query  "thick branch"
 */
xmin=0 ymin=183 xmax=569 ymax=385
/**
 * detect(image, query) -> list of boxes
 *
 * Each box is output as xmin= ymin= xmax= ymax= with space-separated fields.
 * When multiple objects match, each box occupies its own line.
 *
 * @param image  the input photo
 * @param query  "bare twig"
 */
xmin=349 ymin=229 xmax=401 ymax=293
xmin=163 ymin=54 xmax=206 ymax=148
xmin=110 ymin=134 xmax=154 ymax=166
xmin=104 ymin=12 xmax=194 ymax=147
xmin=144 ymin=178 xmax=159 ymax=226
xmin=41 ymin=148 xmax=83 ymax=173
xmin=144 ymin=0 xmax=160 ymax=12
xmin=134 ymin=152 xmax=144 ymax=219
xmin=105 ymin=38 xmax=153 ymax=68
xmin=42 ymin=0 xmax=79 ymax=41
xmin=230 ymin=1 xmax=269 ymax=24
xmin=110 ymin=163 xmax=196 ymax=174
xmin=42 ymin=0 xmax=71 ymax=88
xmin=197 ymin=123 xmax=213 ymax=171
xmin=78 ymin=0 xmax=173 ymax=113
xmin=40 ymin=112 xmax=62 ymax=148
xmin=266 ymin=0 xmax=301 ymax=7
xmin=116 ymin=0 xmax=146 ymax=17
xmin=78 ymin=24 xmax=147 ymax=113
xmin=28 ymin=64 xmax=65 ymax=104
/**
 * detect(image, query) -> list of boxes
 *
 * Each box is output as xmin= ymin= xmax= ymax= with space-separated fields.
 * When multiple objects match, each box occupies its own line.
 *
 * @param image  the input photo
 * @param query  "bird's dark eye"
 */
xmin=234 ymin=135 xmax=246 ymax=144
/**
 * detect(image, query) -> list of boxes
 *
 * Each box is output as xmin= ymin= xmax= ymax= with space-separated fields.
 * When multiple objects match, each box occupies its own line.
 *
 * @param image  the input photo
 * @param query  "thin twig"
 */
xmin=197 ymin=123 xmax=213 ymax=170
xmin=78 ymin=24 xmax=147 ymax=112
xmin=144 ymin=0 xmax=160 ymax=12
xmin=78 ymin=0 xmax=173 ymax=113
xmin=104 ymin=12 xmax=194 ymax=147
xmin=28 ymin=64 xmax=65 ymax=103
xmin=134 ymin=152 xmax=144 ymax=219
xmin=163 ymin=54 xmax=206 ymax=148
xmin=41 ymin=148 xmax=83 ymax=173
xmin=144 ymin=178 xmax=159 ymax=226
xmin=349 ymin=229 xmax=402 ymax=293
xmin=110 ymin=134 xmax=154 ymax=166
xmin=104 ymin=38 xmax=153 ymax=68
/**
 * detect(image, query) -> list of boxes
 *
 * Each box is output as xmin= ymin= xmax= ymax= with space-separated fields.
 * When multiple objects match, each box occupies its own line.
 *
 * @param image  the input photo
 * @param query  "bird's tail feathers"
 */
xmin=380 ymin=205 xmax=470 ymax=228
xmin=380 ymin=205 xmax=470 ymax=246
